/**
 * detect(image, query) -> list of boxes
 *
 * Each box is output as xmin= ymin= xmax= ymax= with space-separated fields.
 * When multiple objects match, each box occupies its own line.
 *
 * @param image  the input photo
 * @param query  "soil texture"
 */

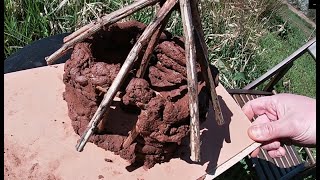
xmin=63 ymin=20 xmax=218 ymax=169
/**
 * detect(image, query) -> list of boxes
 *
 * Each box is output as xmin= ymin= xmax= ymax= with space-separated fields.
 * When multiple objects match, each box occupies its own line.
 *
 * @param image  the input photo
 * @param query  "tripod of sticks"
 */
xmin=46 ymin=0 xmax=225 ymax=163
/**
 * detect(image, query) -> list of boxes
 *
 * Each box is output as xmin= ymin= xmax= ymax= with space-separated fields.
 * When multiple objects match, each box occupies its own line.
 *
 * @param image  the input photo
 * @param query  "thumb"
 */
xmin=248 ymin=120 xmax=293 ymax=142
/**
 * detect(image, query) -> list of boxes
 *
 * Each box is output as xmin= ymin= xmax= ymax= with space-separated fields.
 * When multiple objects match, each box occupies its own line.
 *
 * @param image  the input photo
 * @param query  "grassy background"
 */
xmin=4 ymin=0 xmax=316 ymax=179
xmin=4 ymin=0 xmax=316 ymax=98
xmin=253 ymin=5 xmax=316 ymax=98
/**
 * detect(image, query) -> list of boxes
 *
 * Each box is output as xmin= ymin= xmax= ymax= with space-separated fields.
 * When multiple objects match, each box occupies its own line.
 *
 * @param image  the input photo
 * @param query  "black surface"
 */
xmin=309 ymin=0 xmax=316 ymax=9
xmin=4 ymin=33 xmax=71 ymax=74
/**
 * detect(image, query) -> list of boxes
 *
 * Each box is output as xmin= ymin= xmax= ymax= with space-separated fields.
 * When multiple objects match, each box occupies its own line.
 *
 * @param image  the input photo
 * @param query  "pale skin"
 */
xmin=242 ymin=93 xmax=316 ymax=158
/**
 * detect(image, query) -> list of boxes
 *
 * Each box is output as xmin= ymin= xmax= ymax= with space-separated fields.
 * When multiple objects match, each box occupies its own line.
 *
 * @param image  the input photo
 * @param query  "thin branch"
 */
xmin=122 ymin=126 xmax=139 ymax=148
xmin=136 ymin=12 xmax=171 ymax=78
xmin=189 ymin=0 xmax=225 ymax=126
xmin=96 ymin=86 xmax=108 ymax=93
xmin=63 ymin=23 xmax=93 ymax=43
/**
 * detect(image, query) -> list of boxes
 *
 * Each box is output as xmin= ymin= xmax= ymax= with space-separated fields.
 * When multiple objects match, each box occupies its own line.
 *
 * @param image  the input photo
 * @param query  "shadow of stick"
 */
xmin=178 ymin=95 xmax=233 ymax=175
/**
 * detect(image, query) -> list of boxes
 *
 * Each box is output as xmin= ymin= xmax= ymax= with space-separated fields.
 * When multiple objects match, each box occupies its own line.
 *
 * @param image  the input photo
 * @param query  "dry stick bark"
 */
xmin=63 ymin=23 xmax=93 ymax=43
xmin=96 ymin=108 xmax=111 ymax=133
xmin=122 ymin=10 xmax=172 ymax=149
xmin=96 ymin=86 xmax=108 ymax=93
xmin=45 ymin=0 xmax=159 ymax=65
xmin=137 ymin=1 xmax=164 ymax=78
xmin=136 ymin=14 xmax=171 ymax=78
xmin=189 ymin=0 xmax=225 ymax=126
xmin=75 ymin=0 xmax=179 ymax=152
xmin=122 ymin=126 xmax=139 ymax=149
xmin=179 ymin=0 xmax=201 ymax=162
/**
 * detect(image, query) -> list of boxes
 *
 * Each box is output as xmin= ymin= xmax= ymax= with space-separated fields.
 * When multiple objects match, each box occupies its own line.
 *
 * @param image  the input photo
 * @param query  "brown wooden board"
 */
xmin=4 ymin=64 xmax=260 ymax=179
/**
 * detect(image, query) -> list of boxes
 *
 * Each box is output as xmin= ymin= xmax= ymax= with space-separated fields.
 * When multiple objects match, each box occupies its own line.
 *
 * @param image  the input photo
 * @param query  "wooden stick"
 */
xmin=189 ymin=0 xmax=225 ymax=125
xmin=122 ymin=5 xmax=172 ymax=149
xmin=179 ymin=0 xmax=201 ymax=162
xmin=122 ymin=126 xmax=139 ymax=148
xmin=75 ymin=0 xmax=178 ymax=152
xmin=96 ymin=108 xmax=111 ymax=133
xmin=63 ymin=23 xmax=93 ymax=43
xmin=96 ymin=86 xmax=108 ymax=93
xmin=46 ymin=0 xmax=159 ymax=65
xmin=136 ymin=11 xmax=171 ymax=78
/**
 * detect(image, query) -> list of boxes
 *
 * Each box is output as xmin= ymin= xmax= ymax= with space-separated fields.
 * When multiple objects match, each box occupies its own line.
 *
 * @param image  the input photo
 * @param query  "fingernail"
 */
xmin=250 ymin=126 xmax=262 ymax=139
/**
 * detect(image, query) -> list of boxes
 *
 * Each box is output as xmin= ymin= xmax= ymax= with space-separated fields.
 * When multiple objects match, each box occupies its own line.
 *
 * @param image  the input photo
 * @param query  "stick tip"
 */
xmin=217 ymin=120 xmax=225 ymax=126
xmin=75 ymin=143 xmax=84 ymax=152
xmin=45 ymin=56 xmax=53 ymax=65
xmin=216 ymin=111 xmax=225 ymax=126
xmin=190 ymin=155 xmax=201 ymax=163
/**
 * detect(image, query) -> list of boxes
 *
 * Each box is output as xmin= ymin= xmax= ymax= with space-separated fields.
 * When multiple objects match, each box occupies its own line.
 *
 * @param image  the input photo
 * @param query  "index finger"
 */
xmin=242 ymin=96 xmax=277 ymax=121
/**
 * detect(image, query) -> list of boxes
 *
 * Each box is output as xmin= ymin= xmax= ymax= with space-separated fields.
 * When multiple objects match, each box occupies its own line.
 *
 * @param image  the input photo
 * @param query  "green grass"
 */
xmin=278 ymin=4 xmax=316 ymax=36
xmin=253 ymin=4 xmax=316 ymax=98
xmin=4 ymin=0 xmax=316 ymax=179
xmin=255 ymin=32 xmax=316 ymax=98
xmin=4 ymin=0 xmax=130 ymax=58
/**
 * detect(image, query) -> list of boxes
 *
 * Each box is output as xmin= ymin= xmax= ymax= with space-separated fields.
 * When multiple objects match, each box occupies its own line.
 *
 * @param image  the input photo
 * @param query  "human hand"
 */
xmin=242 ymin=93 xmax=316 ymax=158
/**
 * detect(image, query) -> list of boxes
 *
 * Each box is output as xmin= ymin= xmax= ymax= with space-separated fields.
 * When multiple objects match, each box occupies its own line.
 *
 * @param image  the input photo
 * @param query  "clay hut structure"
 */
xmin=45 ymin=0 xmax=225 ymax=169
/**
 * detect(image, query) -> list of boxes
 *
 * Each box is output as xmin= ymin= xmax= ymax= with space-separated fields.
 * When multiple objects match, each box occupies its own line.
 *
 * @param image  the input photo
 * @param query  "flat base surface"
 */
xmin=4 ymin=64 xmax=259 ymax=180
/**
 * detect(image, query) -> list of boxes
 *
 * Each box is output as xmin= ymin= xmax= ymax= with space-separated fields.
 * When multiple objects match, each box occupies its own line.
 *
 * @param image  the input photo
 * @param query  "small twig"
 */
xmin=306 ymin=27 xmax=316 ymax=42
xmin=63 ymin=23 xmax=93 ymax=43
xmin=179 ymin=0 xmax=201 ymax=162
xmin=45 ymin=0 xmax=159 ymax=65
xmin=96 ymin=86 xmax=108 ymax=93
xmin=96 ymin=108 xmax=111 ymax=133
xmin=55 ymin=0 xmax=69 ymax=12
xmin=122 ymin=127 xmax=139 ymax=148
xmin=167 ymin=11 xmax=179 ymax=31
xmin=189 ymin=0 xmax=225 ymax=126
xmin=75 ymin=0 xmax=178 ymax=152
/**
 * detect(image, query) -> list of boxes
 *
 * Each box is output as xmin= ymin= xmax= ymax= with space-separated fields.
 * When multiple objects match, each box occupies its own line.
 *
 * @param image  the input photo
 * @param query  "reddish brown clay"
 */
xmin=63 ymin=20 xmax=217 ymax=169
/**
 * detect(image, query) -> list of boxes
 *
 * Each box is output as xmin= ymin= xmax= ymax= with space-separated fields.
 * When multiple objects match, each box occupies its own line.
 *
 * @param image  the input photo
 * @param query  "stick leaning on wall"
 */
xmin=179 ymin=0 xmax=201 ymax=162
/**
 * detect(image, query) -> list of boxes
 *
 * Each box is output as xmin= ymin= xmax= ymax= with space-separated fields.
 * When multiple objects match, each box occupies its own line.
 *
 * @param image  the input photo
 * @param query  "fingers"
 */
xmin=242 ymin=96 xmax=278 ymax=122
xmin=247 ymin=120 xmax=294 ymax=142
xmin=251 ymin=141 xmax=286 ymax=158
xmin=267 ymin=147 xmax=286 ymax=158
xmin=242 ymin=97 xmax=270 ymax=121
xmin=249 ymin=114 xmax=276 ymax=158
xmin=250 ymin=148 xmax=260 ymax=157
xmin=244 ymin=96 xmax=291 ymax=159
xmin=251 ymin=114 xmax=269 ymax=126
xmin=249 ymin=114 xmax=273 ymax=158
xmin=261 ymin=141 xmax=281 ymax=151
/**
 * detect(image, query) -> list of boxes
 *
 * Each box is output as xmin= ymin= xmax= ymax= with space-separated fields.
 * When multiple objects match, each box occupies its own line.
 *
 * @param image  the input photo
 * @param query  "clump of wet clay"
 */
xmin=63 ymin=20 xmax=217 ymax=169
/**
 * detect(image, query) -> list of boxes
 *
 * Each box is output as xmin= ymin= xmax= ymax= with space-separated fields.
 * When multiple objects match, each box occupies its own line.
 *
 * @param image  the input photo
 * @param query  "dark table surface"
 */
xmin=4 ymin=33 xmax=71 ymax=74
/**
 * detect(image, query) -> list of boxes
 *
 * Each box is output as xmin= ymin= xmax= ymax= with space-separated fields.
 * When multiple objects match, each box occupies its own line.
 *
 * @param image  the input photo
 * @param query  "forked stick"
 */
xmin=75 ymin=0 xmax=179 ymax=152
xmin=123 ymin=11 xmax=172 ymax=149
xmin=189 ymin=0 xmax=225 ymax=125
xmin=136 ymin=15 xmax=171 ymax=78
xmin=179 ymin=0 xmax=201 ymax=162
xmin=45 ymin=0 xmax=159 ymax=65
